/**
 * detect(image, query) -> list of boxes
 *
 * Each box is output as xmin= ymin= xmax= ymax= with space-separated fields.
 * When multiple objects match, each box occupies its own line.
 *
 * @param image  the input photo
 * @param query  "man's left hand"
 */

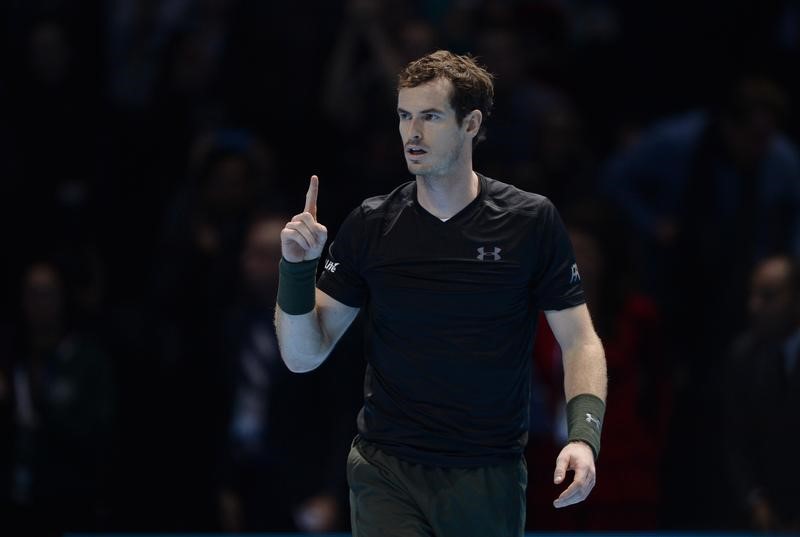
xmin=552 ymin=441 xmax=596 ymax=508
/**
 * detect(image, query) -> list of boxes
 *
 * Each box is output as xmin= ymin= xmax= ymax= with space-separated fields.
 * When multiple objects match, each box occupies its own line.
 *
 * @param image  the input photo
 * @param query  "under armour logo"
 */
xmin=585 ymin=413 xmax=601 ymax=431
xmin=570 ymin=263 xmax=581 ymax=283
xmin=477 ymin=247 xmax=502 ymax=261
xmin=324 ymin=260 xmax=340 ymax=273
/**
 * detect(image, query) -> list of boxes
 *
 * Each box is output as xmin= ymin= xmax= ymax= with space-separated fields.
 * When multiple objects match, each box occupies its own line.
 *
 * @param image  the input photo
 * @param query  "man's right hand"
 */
xmin=281 ymin=175 xmax=328 ymax=262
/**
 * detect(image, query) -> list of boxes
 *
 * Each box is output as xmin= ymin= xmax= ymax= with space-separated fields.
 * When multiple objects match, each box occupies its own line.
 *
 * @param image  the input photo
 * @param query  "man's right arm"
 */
xmin=275 ymin=288 xmax=359 ymax=373
xmin=274 ymin=174 xmax=361 ymax=373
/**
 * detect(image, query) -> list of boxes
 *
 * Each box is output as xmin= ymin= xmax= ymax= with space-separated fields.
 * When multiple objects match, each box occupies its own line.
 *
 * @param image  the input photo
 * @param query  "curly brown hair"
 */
xmin=398 ymin=50 xmax=495 ymax=147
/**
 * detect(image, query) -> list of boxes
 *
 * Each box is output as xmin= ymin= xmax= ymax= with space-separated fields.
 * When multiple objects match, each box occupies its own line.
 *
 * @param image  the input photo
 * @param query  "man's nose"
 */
xmin=409 ymin=118 xmax=423 ymax=140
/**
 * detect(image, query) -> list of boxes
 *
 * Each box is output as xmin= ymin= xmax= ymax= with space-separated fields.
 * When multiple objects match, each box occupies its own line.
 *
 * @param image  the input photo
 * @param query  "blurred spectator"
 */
xmin=513 ymin=98 xmax=597 ymax=210
xmin=473 ymin=27 xmax=541 ymax=177
xmin=601 ymin=78 xmax=800 ymax=527
xmin=156 ymin=128 xmax=277 ymax=311
xmin=322 ymin=0 xmax=440 ymax=196
xmin=473 ymin=19 xmax=581 ymax=195
xmin=150 ymin=0 xmax=246 ymax=145
xmin=6 ymin=15 xmax=102 ymax=249
xmin=602 ymin=78 xmax=800 ymax=306
xmin=101 ymin=0 xmax=254 ymax=300
xmin=217 ymin=213 xmax=360 ymax=532
xmin=440 ymin=0 xmax=479 ymax=53
xmin=722 ymin=255 xmax=800 ymax=533
xmin=0 ymin=0 xmax=798 ymax=532
xmin=106 ymin=0 xmax=192 ymax=110
xmin=526 ymin=205 xmax=669 ymax=530
xmin=322 ymin=0 xmax=438 ymax=132
xmin=143 ymin=129 xmax=277 ymax=528
xmin=0 ymin=261 xmax=115 ymax=536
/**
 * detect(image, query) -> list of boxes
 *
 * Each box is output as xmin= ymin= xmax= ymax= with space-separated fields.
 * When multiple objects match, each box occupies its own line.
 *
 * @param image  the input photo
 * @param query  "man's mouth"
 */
xmin=406 ymin=146 xmax=427 ymax=156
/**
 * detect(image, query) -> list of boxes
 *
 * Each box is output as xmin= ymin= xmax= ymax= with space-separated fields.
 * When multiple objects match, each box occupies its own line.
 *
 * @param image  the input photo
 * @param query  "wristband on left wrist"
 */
xmin=565 ymin=393 xmax=605 ymax=460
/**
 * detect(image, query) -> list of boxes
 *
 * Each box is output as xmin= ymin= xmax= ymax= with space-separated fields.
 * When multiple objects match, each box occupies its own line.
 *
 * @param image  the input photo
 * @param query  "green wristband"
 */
xmin=566 ymin=393 xmax=605 ymax=460
xmin=277 ymin=257 xmax=318 ymax=315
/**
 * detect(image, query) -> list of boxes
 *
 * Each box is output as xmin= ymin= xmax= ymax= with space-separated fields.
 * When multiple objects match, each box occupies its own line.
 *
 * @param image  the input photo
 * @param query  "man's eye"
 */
xmin=424 ymin=114 xmax=438 ymax=121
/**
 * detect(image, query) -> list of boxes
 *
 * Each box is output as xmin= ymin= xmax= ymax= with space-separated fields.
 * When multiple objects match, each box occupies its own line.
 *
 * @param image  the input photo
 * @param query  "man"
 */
xmin=722 ymin=255 xmax=800 ymax=532
xmin=275 ymin=51 xmax=608 ymax=537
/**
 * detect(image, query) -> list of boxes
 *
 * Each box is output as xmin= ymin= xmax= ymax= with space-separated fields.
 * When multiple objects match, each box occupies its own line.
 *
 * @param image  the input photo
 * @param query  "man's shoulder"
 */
xmin=338 ymin=180 xmax=416 ymax=236
xmin=481 ymin=174 xmax=553 ymax=217
xmin=354 ymin=180 xmax=415 ymax=217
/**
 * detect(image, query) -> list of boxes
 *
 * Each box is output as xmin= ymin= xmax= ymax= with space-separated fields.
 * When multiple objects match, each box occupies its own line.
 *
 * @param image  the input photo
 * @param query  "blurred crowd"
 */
xmin=1 ymin=0 xmax=800 ymax=535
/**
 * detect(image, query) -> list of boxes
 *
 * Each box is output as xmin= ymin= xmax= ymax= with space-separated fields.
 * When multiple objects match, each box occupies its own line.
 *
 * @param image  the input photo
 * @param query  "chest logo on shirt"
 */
xmin=476 ymin=246 xmax=502 ymax=261
xmin=324 ymin=259 xmax=340 ymax=273
xmin=570 ymin=263 xmax=581 ymax=283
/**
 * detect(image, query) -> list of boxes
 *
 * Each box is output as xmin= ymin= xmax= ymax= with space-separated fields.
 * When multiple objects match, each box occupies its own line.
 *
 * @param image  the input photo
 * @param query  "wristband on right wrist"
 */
xmin=566 ymin=393 xmax=606 ymax=460
xmin=277 ymin=257 xmax=319 ymax=315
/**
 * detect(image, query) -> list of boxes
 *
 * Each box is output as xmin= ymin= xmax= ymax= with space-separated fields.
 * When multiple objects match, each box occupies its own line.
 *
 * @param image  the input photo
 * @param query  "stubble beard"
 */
xmin=407 ymin=136 xmax=466 ymax=181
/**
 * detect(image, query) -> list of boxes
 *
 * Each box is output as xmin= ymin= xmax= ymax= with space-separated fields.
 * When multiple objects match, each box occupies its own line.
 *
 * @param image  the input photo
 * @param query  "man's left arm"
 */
xmin=544 ymin=303 xmax=608 ymax=509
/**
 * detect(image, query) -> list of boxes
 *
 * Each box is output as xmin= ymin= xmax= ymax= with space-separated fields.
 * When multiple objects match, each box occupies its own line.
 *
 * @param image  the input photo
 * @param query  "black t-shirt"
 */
xmin=317 ymin=173 xmax=585 ymax=467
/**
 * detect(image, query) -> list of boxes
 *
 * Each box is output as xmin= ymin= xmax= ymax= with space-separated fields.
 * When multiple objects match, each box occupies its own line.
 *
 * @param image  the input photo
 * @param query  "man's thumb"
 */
xmin=554 ymin=453 xmax=569 ymax=484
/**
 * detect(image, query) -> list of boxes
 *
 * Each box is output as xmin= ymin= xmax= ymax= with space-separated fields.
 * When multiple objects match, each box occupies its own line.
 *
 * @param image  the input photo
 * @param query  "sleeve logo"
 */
xmin=570 ymin=263 xmax=581 ymax=283
xmin=324 ymin=259 xmax=340 ymax=273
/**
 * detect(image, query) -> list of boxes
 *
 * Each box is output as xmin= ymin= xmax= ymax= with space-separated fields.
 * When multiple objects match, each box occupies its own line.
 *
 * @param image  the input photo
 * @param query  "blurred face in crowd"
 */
xmin=539 ymin=105 xmax=583 ymax=173
xmin=748 ymin=256 xmax=798 ymax=339
xmin=399 ymin=20 xmax=437 ymax=63
xmin=476 ymin=30 xmax=523 ymax=88
xmin=28 ymin=21 xmax=71 ymax=85
xmin=722 ymin=107 xmax=777 ymax=170
xmin=23 ymin=263 xmax=63 ymax=329
xmin=242 ymin=217 xmax=284 ymax=301
xmin=398 ymin=78 xmax=477 ymax=178
xmin=203 ymin=154 xmax=252 ymax=217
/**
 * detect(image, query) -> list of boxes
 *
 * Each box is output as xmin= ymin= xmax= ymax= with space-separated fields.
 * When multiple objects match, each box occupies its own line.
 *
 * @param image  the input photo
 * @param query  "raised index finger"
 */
xmin=304 ymin=175 xmax=319 ymax=219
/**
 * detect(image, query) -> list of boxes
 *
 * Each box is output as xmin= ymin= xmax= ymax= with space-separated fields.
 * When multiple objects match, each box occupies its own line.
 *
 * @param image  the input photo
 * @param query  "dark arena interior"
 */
xmin=1 ymin=1 xmax=799 ymax=536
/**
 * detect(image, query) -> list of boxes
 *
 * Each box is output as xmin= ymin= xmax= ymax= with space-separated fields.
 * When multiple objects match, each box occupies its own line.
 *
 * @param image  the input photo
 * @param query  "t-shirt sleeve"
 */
xmin=530 ymin=199 xmax=586 ymax=311
xmin=316 ymin=207 xmax=368 ymax=307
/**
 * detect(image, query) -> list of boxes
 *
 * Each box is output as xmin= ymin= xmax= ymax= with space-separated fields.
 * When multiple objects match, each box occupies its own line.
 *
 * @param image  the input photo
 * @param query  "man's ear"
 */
xmin=464 ymin=110 xmax=483 ymax=138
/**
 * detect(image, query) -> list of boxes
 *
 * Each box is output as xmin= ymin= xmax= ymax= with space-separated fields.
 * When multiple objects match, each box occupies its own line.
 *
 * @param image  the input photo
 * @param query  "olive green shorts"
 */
xmin=347 ymin=436 xmax=527 ymax=537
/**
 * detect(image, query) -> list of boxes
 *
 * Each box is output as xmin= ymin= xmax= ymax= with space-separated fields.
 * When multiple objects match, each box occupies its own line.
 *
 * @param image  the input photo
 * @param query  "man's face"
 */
xmin=397 ymin=78 xmax=468 ymax=177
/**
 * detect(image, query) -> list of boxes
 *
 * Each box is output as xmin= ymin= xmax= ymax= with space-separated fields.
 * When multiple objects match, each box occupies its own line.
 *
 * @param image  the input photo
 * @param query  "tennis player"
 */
xmin=275 ymin=50 xmax=608 ymax=537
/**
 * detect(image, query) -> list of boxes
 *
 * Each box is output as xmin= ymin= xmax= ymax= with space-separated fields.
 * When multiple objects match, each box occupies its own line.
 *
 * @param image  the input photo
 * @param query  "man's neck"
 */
xmin=416 ymin=165 xmax=479 ymax=219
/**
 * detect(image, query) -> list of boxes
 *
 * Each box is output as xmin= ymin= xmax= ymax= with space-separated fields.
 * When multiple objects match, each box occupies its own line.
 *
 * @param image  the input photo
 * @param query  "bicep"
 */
xmin=544 ymin=303 xmax=597 ymax=351
xmin=316 ymin=288 xmax=360 ymax=348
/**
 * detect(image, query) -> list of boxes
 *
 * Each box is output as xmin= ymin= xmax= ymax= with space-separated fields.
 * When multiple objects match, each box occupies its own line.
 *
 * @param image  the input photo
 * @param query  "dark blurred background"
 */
xmin=1 ymin=0 xmax=800 ymax=535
